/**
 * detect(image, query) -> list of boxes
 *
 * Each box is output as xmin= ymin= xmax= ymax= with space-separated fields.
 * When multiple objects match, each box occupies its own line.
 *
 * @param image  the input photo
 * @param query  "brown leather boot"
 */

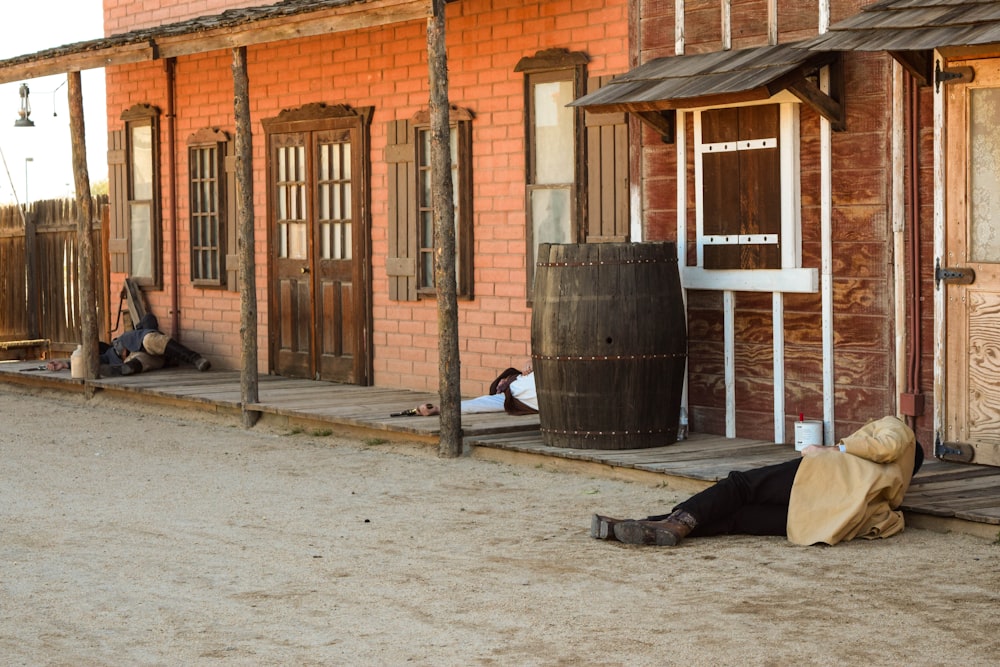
xmin=590 ymin=514 xmax=624 ymax=540
xmin=612 ymin=510 xmax=697 ymax=546
xmin=119 ymin=359 xmax=144 ymax=376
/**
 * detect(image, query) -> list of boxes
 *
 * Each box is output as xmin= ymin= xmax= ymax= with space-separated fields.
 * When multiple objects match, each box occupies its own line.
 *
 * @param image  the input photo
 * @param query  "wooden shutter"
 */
xmin=586 ymin=75 xmax=630 ymax=243
xmin=701 ymin=105 xmax=781 ymax=270
xmin=225 ymin=140 xmax=239 ymax=292
xmin=385 ymin=119 xmax=417 ymax=301
xmin=107 ymin=129 xmax=130 ymax=274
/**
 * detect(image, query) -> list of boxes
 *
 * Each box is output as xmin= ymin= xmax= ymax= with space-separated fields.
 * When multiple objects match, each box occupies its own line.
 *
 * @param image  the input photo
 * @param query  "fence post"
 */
xmin=24 ymin=205 xmax=39 ymax=339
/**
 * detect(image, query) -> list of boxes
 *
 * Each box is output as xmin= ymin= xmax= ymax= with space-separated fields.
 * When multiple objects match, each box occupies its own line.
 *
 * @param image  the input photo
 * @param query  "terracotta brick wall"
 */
xmin=103 ymin=0 xmax=262 ymax=34
xmin=104 ymin=0 xmax=629 ymax=394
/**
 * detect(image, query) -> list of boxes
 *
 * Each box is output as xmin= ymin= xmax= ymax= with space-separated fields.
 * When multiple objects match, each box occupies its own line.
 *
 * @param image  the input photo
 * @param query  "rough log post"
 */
xmin=24 ymin=205 xmax=38 ymax=339
xmin=428 ymin=0 xmax=462 ymax=457
xmin=68 ymin=71 xmax=99 ymax=385
xmin=233 ymin=46 xmax=260 ymax=427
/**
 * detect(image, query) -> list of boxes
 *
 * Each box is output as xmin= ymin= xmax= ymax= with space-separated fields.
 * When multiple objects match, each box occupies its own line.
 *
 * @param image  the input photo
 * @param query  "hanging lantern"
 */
xmin=15 ymin=83 xmax=34 ymax=127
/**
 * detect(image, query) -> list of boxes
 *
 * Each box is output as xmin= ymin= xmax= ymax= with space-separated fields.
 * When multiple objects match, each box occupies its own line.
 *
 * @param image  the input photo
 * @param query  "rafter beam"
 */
xmin=786 ymin=55 xmax=845 ymax=132
xmin=633 ymin=110 xmax=676 ymax=144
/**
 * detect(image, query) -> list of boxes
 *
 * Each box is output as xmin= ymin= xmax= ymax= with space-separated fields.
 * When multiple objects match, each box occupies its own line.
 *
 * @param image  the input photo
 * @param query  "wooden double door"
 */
xmin=265 ymin=106 xmax=372 ymax=384
xmin=944 ymin=57 xmax=1000 ymax=467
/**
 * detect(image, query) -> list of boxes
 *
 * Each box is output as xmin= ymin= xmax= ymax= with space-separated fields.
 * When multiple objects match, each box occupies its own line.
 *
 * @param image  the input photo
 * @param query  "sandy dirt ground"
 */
xmin=1 ymin=385 xmax=999 ymax=666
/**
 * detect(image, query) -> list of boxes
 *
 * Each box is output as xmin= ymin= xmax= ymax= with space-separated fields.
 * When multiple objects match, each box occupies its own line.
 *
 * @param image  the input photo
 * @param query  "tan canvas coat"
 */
xmin=787 ymin=416 xmax=917 ymax=546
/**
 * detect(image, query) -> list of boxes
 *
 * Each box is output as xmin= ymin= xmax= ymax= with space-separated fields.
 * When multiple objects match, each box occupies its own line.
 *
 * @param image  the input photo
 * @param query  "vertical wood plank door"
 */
xmin=945 ymin=57 xmax=1000 ymax=468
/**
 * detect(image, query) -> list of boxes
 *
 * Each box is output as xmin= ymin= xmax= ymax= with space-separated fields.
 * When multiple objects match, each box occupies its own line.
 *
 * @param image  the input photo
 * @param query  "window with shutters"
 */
xmin=187 ymin=129 xmax=230 ymax=288
xmin=386 ymin=106 xmax=473 ymax=301
xmin=693 ymin=102 xmax=802 ymax=275
xmin=516 ymin=50 xmax=587 ymax=296
xmin=515 ymin=51 xmax=630 ymax=297
xmin=121 ymin=104 xmax=162 ymax=288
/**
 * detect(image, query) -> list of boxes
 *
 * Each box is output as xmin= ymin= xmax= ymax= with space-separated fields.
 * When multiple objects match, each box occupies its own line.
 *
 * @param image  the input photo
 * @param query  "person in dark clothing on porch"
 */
xmin=592 ymin=416 xmax=923 ymax=547
xmin=101 ymin=314 xmax=211 ymax=376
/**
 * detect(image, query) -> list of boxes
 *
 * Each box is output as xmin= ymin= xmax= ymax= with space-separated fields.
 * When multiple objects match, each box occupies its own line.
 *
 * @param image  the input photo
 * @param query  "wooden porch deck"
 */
xmin=1 ymin=360 xmax=998 ymax=540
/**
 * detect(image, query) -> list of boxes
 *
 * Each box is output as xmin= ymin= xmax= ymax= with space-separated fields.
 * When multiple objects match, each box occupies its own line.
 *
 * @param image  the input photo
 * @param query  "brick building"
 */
xmin=2 ymin=0 xmax=1000 ymax=467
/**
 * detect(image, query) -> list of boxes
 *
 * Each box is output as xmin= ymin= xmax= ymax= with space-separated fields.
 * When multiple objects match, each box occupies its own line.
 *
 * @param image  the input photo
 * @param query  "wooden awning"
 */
xmin=0 ymin=0 xmax=433 ymax=84
xmin=803 ymin=0 xmax=1000 ymax=86
xmin=569 ymin=43 xmax=844 ymax=141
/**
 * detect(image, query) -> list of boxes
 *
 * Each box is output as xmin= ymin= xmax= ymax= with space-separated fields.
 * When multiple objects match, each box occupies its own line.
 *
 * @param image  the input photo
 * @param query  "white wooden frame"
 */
xmin=677 ymin=95 xmax=820 ymax=442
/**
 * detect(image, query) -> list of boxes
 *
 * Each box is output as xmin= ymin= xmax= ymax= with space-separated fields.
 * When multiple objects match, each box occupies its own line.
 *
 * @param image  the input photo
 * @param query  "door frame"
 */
xmin=262 ymin=103 xmax=374 ymax=385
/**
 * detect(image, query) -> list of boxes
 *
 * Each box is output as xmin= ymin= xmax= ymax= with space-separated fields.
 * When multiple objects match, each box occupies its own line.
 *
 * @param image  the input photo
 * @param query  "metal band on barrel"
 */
xmin=532 ymin=353 xmax=686 ymax=361
xmin=540 ymin=427 xmax=672 ymax=436
xmin=535 ymin=258 xmax=676 ymax=267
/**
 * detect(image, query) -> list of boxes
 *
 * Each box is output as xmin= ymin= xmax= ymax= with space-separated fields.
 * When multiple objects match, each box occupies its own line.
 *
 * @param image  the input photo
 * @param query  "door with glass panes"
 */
xmin=267 ymin=110 xmax=371 ymax=384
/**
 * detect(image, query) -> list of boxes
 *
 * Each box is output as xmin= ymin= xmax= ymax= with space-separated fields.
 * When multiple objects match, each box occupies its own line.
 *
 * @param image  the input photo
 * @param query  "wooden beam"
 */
xmin=68 ymin=71 xmax=100 ymax=384
xmin=0 ymin=42 xmax=157 ymax=84
xmin=157 ymin=0 xmax=430 ymax=60
xmin=427 ymin=0 xmax=462 ymax=458
xmin=787 ymin=75 xmax=845 ymax=132
xmin=889 ymin=50 xmax=933 ymax=87
xmin=633 ymin=110 xmax=676 ymax=143
xmin=232 ymin=45 xmax=260 ymax=428
xmin=0 ymin=0 xmax=430 ymax=84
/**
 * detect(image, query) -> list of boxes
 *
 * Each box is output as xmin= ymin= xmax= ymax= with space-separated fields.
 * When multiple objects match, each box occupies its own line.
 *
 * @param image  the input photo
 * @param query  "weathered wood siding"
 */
xmin=0 ymin=197 xmax=106 ymax=354
xmin=639 ymin=1 xmax=935 ymax=445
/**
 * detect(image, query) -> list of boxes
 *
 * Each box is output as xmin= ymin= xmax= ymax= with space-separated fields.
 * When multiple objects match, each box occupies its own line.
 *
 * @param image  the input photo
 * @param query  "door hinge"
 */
xmin=935 ymin=434 xmax=975 ymax=463
xmin=935 ymin=60 xmax=975 ymax=93
xmin=934 ymin=258 xmax=975 ymax=289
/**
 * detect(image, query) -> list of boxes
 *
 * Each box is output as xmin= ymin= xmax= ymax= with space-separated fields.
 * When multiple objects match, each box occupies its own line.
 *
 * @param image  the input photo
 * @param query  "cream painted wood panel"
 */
xmin=945 ymin=56 xmax=1000 ymax=468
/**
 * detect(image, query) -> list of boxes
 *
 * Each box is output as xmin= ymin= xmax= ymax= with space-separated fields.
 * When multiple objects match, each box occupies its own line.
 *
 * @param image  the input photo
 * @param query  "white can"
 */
xmin=794 ymin=420 xmax=823 ymax=451
xmin=70 ymin=345 xmax=85 ymax=379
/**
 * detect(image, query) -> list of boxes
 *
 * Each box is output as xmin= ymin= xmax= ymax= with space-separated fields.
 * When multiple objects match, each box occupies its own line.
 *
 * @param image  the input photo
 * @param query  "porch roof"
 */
xmin=803 ymin=0 xmax=1000 ymax=85
xmin=569 ymin=43 xmax=844 ymax=137
xmin=0 ymin=0 xmax=436 ymax=85
xmin=805 ymin=0 xmax=1000 ymax=54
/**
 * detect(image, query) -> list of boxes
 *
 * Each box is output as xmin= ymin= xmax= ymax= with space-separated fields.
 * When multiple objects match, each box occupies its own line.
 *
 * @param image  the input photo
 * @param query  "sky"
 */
xmin=0 ymin=0 xmax=107 ymax=205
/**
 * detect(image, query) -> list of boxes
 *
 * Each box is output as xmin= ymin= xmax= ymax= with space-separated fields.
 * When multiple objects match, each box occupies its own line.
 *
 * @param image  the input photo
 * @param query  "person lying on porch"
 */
xmin=591 ymin=415 xmax=923 ymax=547
xmin=398 ymin=363 xmax=538 ymax=417
xmin=100 ymin=314 xmax=211 ymax=376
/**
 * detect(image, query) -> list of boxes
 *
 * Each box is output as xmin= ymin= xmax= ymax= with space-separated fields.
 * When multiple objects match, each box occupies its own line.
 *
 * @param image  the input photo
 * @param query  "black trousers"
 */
xmin=646 ymin=458 xmax=801 ymax=537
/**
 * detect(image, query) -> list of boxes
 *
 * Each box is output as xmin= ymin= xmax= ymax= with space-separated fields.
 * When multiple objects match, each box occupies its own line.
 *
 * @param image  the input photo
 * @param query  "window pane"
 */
xmin=130 ymin=201 xmax=152 ymax=278
xmin=288 ymin=222 xmax=308 ymax=260
xmin=131 ymin=124 xmax=154 ymax=200
xmin=531 ymin=187 xmax=571 ymax=260
xmin=420 ymin=210 xmax=434 ymax=248
xmin=970 ymin=87 xmax=1000 ymax=263
xmin=533 ymin=80 xmax=575 ymax=184
xmin=420 ymin=250 xmax=434 ymax=289
xmin=319 ymin=183 xmax=330 ymax=221
xmin=321 ymin=221 xmax=332 ymax=260
xmin=419 ymin=129 xmax=431 ymax=167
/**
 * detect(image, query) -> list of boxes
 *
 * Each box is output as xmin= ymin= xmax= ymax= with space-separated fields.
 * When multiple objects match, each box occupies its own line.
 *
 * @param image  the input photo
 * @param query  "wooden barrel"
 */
xmin=531 ymin=242 xmax=686 ymax=450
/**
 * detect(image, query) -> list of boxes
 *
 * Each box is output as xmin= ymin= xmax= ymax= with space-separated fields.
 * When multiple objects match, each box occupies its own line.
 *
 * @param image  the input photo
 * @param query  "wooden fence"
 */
xmin=0 ymin=196 xmax=107 ymax=358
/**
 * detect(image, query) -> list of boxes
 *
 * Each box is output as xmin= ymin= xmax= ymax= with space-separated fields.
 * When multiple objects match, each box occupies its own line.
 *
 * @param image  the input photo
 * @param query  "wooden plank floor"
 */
xmin=1 ymin=360 xmax=998 ymax=535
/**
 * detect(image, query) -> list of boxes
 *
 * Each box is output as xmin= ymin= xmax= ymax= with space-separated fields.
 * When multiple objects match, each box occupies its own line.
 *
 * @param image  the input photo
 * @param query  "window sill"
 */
xmin=680 ymin=267 xmax=818 ymax=293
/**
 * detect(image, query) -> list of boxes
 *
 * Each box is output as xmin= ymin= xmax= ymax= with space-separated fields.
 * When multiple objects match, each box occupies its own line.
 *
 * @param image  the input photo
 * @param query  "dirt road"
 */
xmin=1 ymin=386 xmax=998 ymax=666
